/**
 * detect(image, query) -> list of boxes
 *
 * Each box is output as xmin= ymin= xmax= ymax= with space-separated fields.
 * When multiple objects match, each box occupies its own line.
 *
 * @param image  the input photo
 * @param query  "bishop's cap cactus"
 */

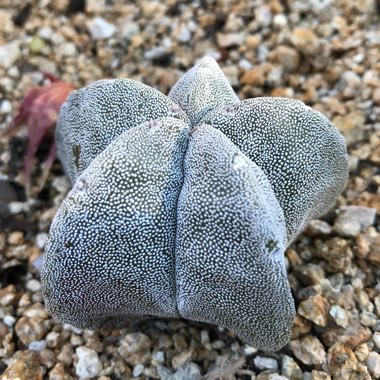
xmin=41 ymin=57 xmax=348 ymax=351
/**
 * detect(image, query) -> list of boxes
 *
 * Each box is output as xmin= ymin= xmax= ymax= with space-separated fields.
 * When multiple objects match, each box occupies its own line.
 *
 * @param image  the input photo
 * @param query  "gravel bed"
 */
xmin=0 ymin=0 xmax=379 ymax=379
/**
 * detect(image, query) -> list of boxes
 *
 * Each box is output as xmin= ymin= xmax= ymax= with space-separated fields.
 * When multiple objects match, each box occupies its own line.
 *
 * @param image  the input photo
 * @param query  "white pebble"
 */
xmin=3 ymin=315 xmax=16 ymax=327
xmin=177 ymin=27 xmax=191 ymax=43
xmin=254 ymin=356 xmax=278 ymax=370
xmin=366 ymin=352 xmax=380 ymax=378
xmin=38 ymin=26 xmax=53 ymax=40
xmin=87 ymin=17 xmax=116 ymax=40
xmin=0 ymin=100 xmax=12 ymax=114
xmin=26 ymin=279 xmax=41 ymax=292
xmin=0 ymin=42 xmax=20 ymax=69
xmin=273 ymin=14 xmax=287 ymax=28
xmin=154 ymin=351 xmax=165 ymax=363
xmin=35 ymin=232 xmax=49 ymax=249
xmin=243 ymin=344 xmax=258 ymax=355
xmin=75 ymin=346 xmax=102 ymax=379
xmin=28 ymin=340 xmax=47 ymax=352
xmin=238 ymin=59 xmax=253 ymax=70
xmin=133 ymin=364 xmax=144 ymax=377
xmin=59 ymin=42 xmax=77 ymax=57
xmin=64 ymin=323 xmax=83 ymax=334
xmin=8 ymin=201 xmax=30 ymax=214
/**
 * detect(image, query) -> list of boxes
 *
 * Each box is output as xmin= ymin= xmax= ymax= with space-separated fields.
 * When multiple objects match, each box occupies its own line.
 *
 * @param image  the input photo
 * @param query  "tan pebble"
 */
xmin=374 ymin=295 xmax=380 ymax=317
xmin=367 ymin=234 xmax=380 ymax=266
xmin=0 ymin=322 xmax=9 ymax=341
xmin=298 ymin=294 xmax=330 ymax=326
xmin=8 ymin=231 xmax=24 ymax=245
xmin=172 ymin=349 xmax=193 ymax=370
xmin=118 ymin=332 xmax=151 ymax=366
xmin=373 ymin=87 xmax=380 ymax=105
xmin=290 ymin=28 xmax=320 ymax=56
xmin=271 ymin=45 xmax=300 ymax=72
xmin=15 ymin=316 xmax=50 ymax=345
xmin=46 ymin=331 xmax=61 ymax=348
xmin=332 ymin=110 xmax=365 ymax=145
xmin=0 ymin=284 xmax=20 ymax=307
xmin=354 ymin=343 xmax=370 ymax=362
xmin=318 ymin=238 xmax=353 ymax=273
xmin=57 ymin=343 xmax=74 ymax=366
xmin=285 ymin=249 xmax=302 ymax=267
xmin=0 ymin=350 xmax=43 ymax=380
xmin=24 ymin=303 xmax=49 ymax=319
xmin=291 ymin=314 xmax=312 ymax=339
xmin=270 ymin=87 xmax=294 ymax=97
xmin=327 ymin=343 xmax=358 ymax=380
xmin=322 ymin=314 xmax=372 ymax=349
xmin=240 ymin=66 xmax=266 ymax=86
xmin=353 ymin=192 xmax=380 ymax=214
xmin=245 ymin=35 xmax=261 ymax=49
xmin=311 ymin=370 xmax=331 ymax=380
xmin=173 ymin=333 xmax=188 ymax=350
xmin=369 ymin=144 xmax=380 ymax=165
xmin=289 ymin=335 xmax=326 ymax=366
xmin=216 ymin=32 xmax=245 ymax=48
xmin=39 ymin=348 xmax=57 ymax=369
xmin=355 ymin=234 xmax=371 ymax=258
xmin=294 ymin=263 xmax=325 ymax=286
xmin=140 ymin=1 xmax=166 ymax=17
xmin=0 ymin=10 xmax=14 ymax=34
xmin=48 ymin=363 xmax=68 ymax=380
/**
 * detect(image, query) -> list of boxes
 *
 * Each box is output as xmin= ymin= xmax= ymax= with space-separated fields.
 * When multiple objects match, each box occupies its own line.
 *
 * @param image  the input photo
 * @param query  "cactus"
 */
xmin=41 ymin=57 xmax=348 ymax=351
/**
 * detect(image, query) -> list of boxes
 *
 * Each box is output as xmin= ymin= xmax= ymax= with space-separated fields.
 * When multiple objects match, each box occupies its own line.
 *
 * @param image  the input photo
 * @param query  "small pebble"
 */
xmin=366 ymin=351 xmax=380 ymax=378
xmin=329 ymin=305 xmax=349 ymax=328
xmin=3 ymin=315 xmax=16 ymax=327
xmin=289 ymin=336 xmax=326 ymax=365
xmin=133 ymin=363 xmax=144 ymax=377
xmin=254 ymin=356 xmax=278 ymax=371
xmin=334 ymin=206 xmax=376 ymax=237
xmin=75 ymin=346 xmax=102 ymax=379
xmin=87 ymin=17 xmax=116 ymax=40
xmin=0 ymin=99 xmax=12 ymax=114
xmin=28 ymin=339 xmax=47 ymax=352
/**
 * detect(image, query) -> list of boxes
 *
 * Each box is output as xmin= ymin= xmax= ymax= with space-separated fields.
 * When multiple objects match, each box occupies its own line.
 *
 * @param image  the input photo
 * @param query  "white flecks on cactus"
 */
xmin=176 ymin=125 xmax=294 ymax=351
xmin=205 ymin=98 xmax=348 ymax=244
xmin=57 ymin=78 xmax=189 ymax=183
xmin=42 ymin=56 xmax=348 ymax=352
xmin=43 ymin=117 xmax=190 ymax=328
xmin=168 ymin=56 xmax=239 ymax=125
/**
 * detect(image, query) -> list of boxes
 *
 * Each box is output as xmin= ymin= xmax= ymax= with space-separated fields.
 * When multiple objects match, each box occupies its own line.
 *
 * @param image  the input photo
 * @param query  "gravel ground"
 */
xmin=0 ymin=0 xmax=380 ymax=379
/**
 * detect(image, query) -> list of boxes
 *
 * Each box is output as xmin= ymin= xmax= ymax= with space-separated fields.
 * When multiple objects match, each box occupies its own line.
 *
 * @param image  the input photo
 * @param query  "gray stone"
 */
xmin=366 ymin=352 xmax=380 ymax=378
xmin=281 ymin=355 xmax=302 ymax=380
xmin=87 ymin=17 xmax=116 ymax=40
xmin=254 ymin=356 xmax=278 ymax=371
xmin=334 ymin=206 xmax=376 ymax=237
xmin=75 ymin=346 xmax=102 ymax=379
xmin=329 ymin=305 xmax=349 ymax=328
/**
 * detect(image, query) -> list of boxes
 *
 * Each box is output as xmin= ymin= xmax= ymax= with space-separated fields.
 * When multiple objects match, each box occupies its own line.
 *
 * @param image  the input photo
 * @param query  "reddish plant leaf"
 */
xmin=2 ymin=73 xmax=75 ymax=193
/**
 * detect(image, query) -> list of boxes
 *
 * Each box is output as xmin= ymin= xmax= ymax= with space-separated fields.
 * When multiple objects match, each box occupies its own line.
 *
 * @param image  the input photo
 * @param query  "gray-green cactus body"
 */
xmin=42 ymin=56 xmax=348 ymax=352
xmin=57 ymin=78 xmax=188 ymax=183
xmin=204 ymin=98 xmax=348 ymax=243
xmin=176 ymin=125 xmax=294 ymax=351
xmin=43 ymin=117 xmax=190 ymax=328
xmin=169 ymin=56 xmax=239 ymax=125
